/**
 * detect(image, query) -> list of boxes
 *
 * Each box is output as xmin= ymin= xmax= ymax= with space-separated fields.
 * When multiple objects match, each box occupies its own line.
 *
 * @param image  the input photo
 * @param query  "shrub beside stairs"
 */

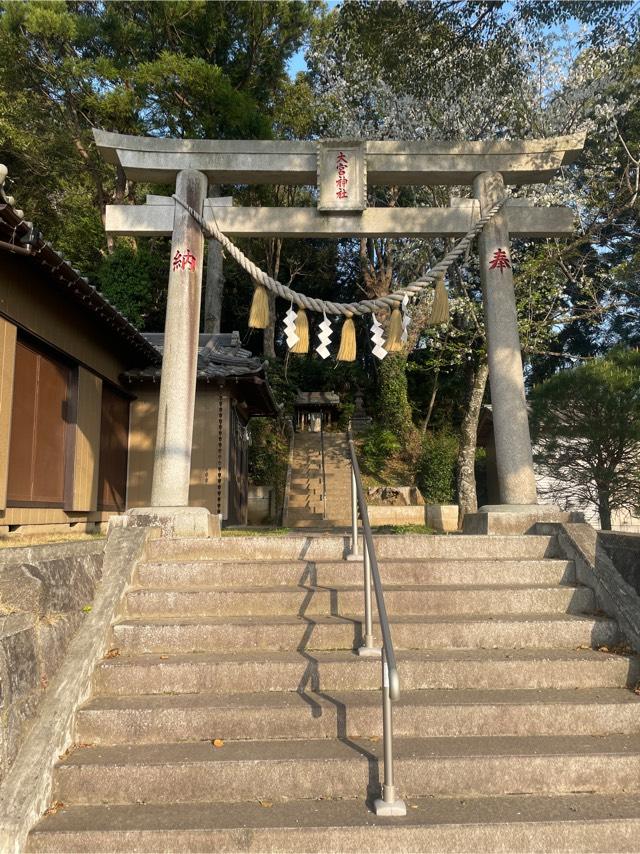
xmin=27 ymin=530 xmax=640 ymax=852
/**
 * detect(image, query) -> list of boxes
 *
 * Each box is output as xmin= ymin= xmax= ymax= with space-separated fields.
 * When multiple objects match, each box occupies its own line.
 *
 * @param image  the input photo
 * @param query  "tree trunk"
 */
xmin=379 ymin=353 xmax=414 ymax=438
xmin=598 ymin=488 xmax=612 ymax=530
xmin=456 ymin=360 xmax=489 ymax=528
xmin=422 ymin=367 xmax=440 ymax=432
xmin=263 ymin=291 xmax=277 ymax=359
xmin=203 ymin=185 xmax=224 ymax=334
xmin=263 ymin=237 xmax=281 ymax=358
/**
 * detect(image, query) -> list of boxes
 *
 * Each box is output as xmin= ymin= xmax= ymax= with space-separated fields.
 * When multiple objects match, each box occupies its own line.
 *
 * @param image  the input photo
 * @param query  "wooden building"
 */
xmin=124 ymin=332 xmax=278 ymax=525
xmin=0 ymin=202 xmax=276 ymax=534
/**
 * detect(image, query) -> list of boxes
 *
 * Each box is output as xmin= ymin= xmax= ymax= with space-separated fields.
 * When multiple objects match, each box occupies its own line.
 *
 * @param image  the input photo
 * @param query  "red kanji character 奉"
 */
xmin=172 ymin=250 xmax=183 ymax=271
xmin=183 ymin=249 xmax=197 ymax=272
xmin=489 ymin=247 xmax=511 ymax=274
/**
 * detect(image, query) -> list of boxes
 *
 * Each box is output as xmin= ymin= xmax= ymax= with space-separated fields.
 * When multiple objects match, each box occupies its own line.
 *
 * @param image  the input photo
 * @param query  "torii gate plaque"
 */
xmin=94 ymin=129 xmax=585 ymax=535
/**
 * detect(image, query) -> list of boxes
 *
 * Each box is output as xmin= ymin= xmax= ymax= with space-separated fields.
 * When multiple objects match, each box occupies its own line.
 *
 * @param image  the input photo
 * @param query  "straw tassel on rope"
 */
xmin=290 ymin=308 xmax=309 ymax=354
xmin=337 ymin=315 xmax=356 ymax=362
xmin=248 ymin=282 xmax=269 ymax=329
xmin=385 ymin=306 xmax=404 ymax=352
xmin=429 ymin=275 xmax=450 ymax=325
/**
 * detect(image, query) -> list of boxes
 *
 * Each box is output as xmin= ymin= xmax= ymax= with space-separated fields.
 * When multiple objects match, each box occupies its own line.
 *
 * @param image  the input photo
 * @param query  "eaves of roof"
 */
xmin=0 ymin=203 xmax=160 ymax=364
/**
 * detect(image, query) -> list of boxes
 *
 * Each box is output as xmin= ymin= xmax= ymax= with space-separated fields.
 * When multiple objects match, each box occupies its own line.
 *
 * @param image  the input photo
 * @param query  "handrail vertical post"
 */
xmin=357 ymin=537 xmax=379 ymax=656
xmin=346 ymin=464 xmax=360 ymax=561
xmin=373 ymin=648 xmax=406 ymax=816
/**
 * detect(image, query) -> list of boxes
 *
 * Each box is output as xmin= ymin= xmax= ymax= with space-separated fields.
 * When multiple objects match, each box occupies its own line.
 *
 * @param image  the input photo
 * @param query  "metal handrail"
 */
xmin=346 ymin=428 xmax=406 ymax=816
xmin=319 ymin=422 xmax=327 ymax=520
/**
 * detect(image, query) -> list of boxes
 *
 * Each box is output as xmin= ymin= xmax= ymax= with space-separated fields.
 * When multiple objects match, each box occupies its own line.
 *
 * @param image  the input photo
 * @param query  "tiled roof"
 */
xmin=124 ymin=332 xmax=267 ymax=381
xmin=295 ymin=391 xmax=340 ymax=406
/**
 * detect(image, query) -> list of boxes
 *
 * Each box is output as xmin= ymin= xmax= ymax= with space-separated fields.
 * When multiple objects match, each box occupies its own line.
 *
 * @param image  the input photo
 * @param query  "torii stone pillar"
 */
xmin=151 ymin=169 xmax=207 ymax=506
xmin=118 ymin=170 xmax=219 ymax=537
xmin=473 ymin=171 xmax=538 ymax=507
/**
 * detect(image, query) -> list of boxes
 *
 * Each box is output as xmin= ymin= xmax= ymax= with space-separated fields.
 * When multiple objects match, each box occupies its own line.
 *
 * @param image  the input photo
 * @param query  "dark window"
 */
xmin=98 ymin=385 xmax=129 ymax=511
xmin=7 ymin=340 xmax=70 ymax=506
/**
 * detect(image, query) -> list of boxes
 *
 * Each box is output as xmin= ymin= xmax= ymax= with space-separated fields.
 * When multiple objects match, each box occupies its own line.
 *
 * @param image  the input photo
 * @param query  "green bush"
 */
xmin=360 ymin=425 xmax=401 ymax=474
xmin=417 ymin=429 xmax=459 ymax=504
xmin=248 ymin=418 xmax=289 ymax=521
xmin=337 ymin=402 xmax=355 ymax=431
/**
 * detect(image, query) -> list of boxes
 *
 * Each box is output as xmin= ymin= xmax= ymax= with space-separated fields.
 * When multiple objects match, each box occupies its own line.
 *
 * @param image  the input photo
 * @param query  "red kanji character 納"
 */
xmin=183 ymin=249 xmax=197 ymax=272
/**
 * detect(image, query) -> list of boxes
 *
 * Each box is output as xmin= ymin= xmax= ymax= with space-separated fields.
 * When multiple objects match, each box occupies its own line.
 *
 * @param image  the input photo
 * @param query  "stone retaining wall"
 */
xmin=599 ymin=532 xmax=640 ymax=596
xmin=0 ymin=540 xmax=105 ymax=785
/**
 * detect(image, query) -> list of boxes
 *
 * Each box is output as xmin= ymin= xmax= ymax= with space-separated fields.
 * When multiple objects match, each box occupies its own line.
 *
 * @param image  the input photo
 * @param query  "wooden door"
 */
xmin=98 ymin=385 xmax=130 ymax=511
xmin=7 ymin=340 xmax=70 ymax=506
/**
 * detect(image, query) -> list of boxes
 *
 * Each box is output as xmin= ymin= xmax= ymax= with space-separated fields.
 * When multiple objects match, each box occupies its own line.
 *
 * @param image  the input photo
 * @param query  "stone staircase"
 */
xmin=27 ymin=531 xmax=640 ymax=852
xmin=285 ymin=431 xmax=352 ymax=528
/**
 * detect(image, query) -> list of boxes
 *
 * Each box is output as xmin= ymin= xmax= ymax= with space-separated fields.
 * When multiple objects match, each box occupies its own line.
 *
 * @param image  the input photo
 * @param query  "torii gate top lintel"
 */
xmin=93 ymin=128 xmax=585 ymax=187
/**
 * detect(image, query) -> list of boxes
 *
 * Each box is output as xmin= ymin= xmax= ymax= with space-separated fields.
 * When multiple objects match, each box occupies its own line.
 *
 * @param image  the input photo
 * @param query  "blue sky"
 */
xmin=287 ymin=48 xmax=308 ymax=78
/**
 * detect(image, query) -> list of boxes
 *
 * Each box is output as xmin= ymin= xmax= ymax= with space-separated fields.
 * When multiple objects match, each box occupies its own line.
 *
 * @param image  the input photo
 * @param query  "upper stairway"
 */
xmin=28 ymin=530 xmax=640 ymax=853
xmin=285 ymin=431 xmax=352 ymax=528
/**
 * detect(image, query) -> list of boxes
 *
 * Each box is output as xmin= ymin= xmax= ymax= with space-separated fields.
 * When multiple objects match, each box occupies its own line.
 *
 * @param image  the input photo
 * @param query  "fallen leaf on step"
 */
xmin=369 ymin=736 xmax=380 ymax=742
xmin=104 ymin=648 xmax=120 ymax=659
xmin=44 ymin=801 xmax=64 ymax=817
xmin=159 ymin=655 xmax=169 ymax=660
xmin=599 ymin=642 xmax=632 ymax=656
xmin=212 ymin=739 xmax=224 ymax=748
xmin=259 ymin=800 xmax=273 ymax=808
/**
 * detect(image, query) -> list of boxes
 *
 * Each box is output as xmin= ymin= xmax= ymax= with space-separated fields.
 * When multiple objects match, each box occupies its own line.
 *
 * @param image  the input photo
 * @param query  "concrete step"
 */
xmin=136 ymin=558 xmax=576 ymax=588
xmin=94 ymin=648 xmax=637 ymax=696
xmin=285 ymin=510 xmax=323 ymax=520
xmin=76 ymin=687 xmax=640 ymax=745
xmin=145 ymin=534 xmax=562 ymax=562
xmin=123 ymin=583 xmax=595 ymax=619
xmin=27 ymin=793 xmax=640 ymax=853
xmin=52 ymin=735 xmax=640 ymax=805
xmin=111 ymin=612 xmax=621 ymax=654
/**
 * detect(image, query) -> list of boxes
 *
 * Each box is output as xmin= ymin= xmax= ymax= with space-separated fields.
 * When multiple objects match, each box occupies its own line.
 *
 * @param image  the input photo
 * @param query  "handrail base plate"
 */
xmin=357 ymin=645 xmax=382 ymax=658
xmin=374 ymin=797 xmax=407 ymax=817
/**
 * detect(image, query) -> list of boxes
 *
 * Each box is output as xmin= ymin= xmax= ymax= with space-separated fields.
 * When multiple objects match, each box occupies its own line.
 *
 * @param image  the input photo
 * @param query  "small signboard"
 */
xmin=317 ymin=140 xmax=367 ymax=212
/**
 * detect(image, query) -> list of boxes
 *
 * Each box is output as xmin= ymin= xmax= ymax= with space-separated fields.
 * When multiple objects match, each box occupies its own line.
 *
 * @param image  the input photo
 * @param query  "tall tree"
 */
xmin=531 ymin=349 xmax=640 ymax=530
xmin=0 ymin=0 xmax=315 ymax=328
xmin=307 ymin=0 xmax=638 ymax=516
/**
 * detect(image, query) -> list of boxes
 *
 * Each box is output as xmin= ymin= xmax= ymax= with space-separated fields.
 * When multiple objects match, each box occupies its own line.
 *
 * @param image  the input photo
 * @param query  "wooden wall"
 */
xmin=128 ymin=385 xmax=230 ymax=518
xmin=0 ymin=255 xmax=143 ymax=531
xmin=0 ymin=252 xmax=133 ymax=386
xmin=69 ymin=367 xmax=103 ymax=512
xmin=0 ymin=317 xmax=17 ymax=510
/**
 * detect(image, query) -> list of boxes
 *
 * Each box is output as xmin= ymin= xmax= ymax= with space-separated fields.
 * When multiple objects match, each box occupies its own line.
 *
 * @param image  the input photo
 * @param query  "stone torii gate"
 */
xmin=93 ymin=129 xmax=585 ymax=535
